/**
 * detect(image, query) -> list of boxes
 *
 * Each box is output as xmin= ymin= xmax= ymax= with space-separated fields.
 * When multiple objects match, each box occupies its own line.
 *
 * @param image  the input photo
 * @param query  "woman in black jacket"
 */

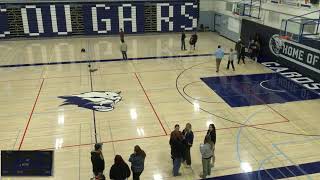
xmin=91 ymin=143 xmax=105 ymax=176
xmin=182 ymin=123 xmax=194 ymax=167
xmin=206 ymin=124 xmax=216 ymax=167
xmin=110 ymin=155 xmax=131 ymax=180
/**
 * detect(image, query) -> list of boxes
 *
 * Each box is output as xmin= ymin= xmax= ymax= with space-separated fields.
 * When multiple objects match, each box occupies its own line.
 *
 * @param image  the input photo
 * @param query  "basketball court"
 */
xmin=0 ymin=31 xmax=319 ymax=179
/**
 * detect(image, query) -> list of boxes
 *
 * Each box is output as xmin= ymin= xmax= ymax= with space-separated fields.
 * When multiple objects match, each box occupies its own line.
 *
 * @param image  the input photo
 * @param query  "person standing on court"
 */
xmin=119 ymin=28 xmax=125 ymax=41
xmin=91 ymin=143 xmax=105 ymax=177
xmin=200 ymin=136 xmax=213 ymax=178
xmin=235 ymin=39 xmax=242 ymax=60
xmin=170 ymin=130 xmax=185 ymax=176
xmin=214 ymin=45 xmax=224 ymax=73
xmin=170 ymin=124 xmax=181 ymax=145
xmin=109 ymin=155 xmax=131 ymax=180
xmin=238 ymin=41 xmax=246 ymax=64
xmin=120 ymin=40 xmax=128 ymax=60
xmin=190 ymin=32 xmax=198 ymax=50
xmin=129 ymin=145 xmax=146 ymax=180
xmin=181 ymin=31 xmax=186 ymax=51
xmin=227 ymin=48 xmax=236 ymax=71
xmin=206 ymin=124 xmax=216 ymax=167
xmin=182 ymin=123 xmax=194 ymax=167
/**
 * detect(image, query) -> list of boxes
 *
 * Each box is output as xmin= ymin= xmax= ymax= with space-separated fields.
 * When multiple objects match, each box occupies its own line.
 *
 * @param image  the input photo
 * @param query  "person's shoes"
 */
xmin=173 ymin=173 xmax=182 ymax=176
xmin=233 ymin=69 xmax=235 ymax=71
xmin=216 ymin=71 xmax=219 ymax=73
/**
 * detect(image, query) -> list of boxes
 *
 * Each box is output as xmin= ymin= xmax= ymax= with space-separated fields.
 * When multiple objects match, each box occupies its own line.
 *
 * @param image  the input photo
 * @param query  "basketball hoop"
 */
xmin=279 ymin=35 xmax=290 ymax=40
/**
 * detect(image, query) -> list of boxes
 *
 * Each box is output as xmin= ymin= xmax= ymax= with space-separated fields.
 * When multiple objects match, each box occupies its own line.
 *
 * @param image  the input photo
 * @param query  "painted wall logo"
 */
xmin=59 ymin=91 xmax=122 ymax=112
xmin=269 ymin=34 xmax=284 ymax=56
xmin=262 ymin=62 xmax=320 ymax=95
xmin=268 ymin=34 xmax=320 ymax=74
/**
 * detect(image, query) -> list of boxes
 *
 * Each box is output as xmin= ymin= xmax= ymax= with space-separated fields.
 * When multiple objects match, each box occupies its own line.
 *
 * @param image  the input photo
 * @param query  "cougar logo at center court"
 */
xmin=59 ymin=91 xmax=122 ymax=112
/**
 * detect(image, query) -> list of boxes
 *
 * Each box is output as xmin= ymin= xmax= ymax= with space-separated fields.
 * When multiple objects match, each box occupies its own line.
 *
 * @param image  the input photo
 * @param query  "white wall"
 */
xmin=200 ymin=0 xmax=227 ymax=12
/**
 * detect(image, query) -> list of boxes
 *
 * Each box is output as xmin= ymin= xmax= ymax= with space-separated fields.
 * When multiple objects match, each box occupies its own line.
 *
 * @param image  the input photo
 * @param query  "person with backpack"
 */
xmin=182 ymin=123 xmax=194 ymax=167
xmin=129 ymin=145 xmax=146 ymax=180
xmin=200 ymin=136 xmax=213 ymax=178
xmin=91 ymin=143 xmax=105 ymax=177
xmin=109 ymin=155 xmax=131 ymax=180
xmin=206 ymin=124 xmax=216 ymax=167
xmin=189 ymin=32 xmax=198 ymax=51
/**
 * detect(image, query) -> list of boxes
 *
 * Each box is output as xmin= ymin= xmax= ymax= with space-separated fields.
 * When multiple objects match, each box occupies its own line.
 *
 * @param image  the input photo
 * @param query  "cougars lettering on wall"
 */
xmin=262 ymin=62 xmax=320 ymax=95
xmin=0 ymin=1 xmax=199 ymax=38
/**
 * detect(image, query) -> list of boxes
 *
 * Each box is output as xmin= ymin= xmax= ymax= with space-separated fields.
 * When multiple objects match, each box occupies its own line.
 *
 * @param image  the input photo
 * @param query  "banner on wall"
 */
xmin=241 ymin=19 xmax=320 ymax=93
xmin=0 ymin=1 xmax=198 ymax=38
xmin=269 ymin=34 xmax=320 ymax=74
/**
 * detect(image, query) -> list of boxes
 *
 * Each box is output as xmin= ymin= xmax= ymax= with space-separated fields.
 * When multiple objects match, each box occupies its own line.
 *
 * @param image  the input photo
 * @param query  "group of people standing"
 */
xmin=169 ymin=123 xmax=216 ymax=179
xmin=91 ymin=143 xmax=146 ymax=180
xmin=213 ymin=36 xmax=261 ymax=73
xmin=181 ymin=31 xmax=198 ymax=51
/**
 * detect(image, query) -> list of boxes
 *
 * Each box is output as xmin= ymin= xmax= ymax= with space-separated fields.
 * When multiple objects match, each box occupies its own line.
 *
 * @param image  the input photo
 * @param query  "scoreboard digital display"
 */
xmin=0 ymin=0 xmax=199 ymax=39
xmin=1 ymin=151 xmax=54 ymax=176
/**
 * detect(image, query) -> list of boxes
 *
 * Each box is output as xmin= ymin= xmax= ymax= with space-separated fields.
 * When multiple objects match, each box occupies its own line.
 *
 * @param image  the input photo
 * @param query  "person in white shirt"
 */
xmin=120 ymin=40 xmax=128 ymax=60
xmin=200 ymin=136 xmax=213 ymax=178
xmin=227 ymin=48 xmax=236 ymax=71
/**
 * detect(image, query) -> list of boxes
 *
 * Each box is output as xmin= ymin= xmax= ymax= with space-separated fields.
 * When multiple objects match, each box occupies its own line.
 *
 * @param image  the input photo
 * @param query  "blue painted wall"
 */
xmin=0 ymin=0 xmax=199 ymax=39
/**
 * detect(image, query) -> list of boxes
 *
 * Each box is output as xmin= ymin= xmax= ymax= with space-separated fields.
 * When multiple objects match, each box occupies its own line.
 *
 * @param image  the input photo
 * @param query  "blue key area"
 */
xmin=203 ymin=161 xmax=320 ymax=180
xmin=201 ymin=73 xmax=320 ymax=107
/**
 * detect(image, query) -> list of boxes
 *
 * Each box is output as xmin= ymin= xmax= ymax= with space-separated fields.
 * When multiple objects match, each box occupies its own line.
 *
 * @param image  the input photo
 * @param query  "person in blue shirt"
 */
xmin=129 ymin=145 xmax=146 ymax=180
xmin=214 ymin=45 xmax=224 ymax=73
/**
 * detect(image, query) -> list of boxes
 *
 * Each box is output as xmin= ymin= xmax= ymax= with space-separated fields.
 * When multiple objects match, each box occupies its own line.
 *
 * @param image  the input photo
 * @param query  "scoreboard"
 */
xmin=0 ymin=0 xmax=199 ymax=39
xmin=1 ymin=150 xmax=54 ymax=176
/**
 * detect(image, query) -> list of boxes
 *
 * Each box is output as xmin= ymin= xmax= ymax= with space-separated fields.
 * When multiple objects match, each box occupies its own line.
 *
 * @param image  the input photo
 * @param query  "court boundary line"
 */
xmin=18 ymin=78 xmax=45 ymax=150
xmin=134 ymin=72 xmax=168 ymax=135
xmin=38 ymin=120 xmax=288 ymax=150
xmin=0 ymin=53 xmax=213 ymax=68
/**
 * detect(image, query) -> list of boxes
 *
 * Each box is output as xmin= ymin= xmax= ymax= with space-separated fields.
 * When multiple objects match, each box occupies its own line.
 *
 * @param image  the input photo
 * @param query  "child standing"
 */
xmin=200 ymin=136 xmax=213 ymax=178
xmin=227 ymin=48 xmax=236 ymax=71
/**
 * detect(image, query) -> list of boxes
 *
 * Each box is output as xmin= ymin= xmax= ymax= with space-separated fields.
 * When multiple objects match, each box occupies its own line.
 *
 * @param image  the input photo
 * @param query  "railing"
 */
xmin=234 ymin=0 xmax=262 ymax=19
xmin=280 ymin=10 xmax=320 ymax=42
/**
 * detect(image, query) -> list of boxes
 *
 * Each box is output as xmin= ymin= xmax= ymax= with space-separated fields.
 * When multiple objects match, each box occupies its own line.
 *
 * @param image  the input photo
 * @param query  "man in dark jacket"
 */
xmin=119 ymin=28 xmax=124 ymax=41
xmin=91 ymin=143 xmax=105 ymax=176
xmin=236 ymin=40 xmax=245 ymax=64
xmin=181 ymin=31 xmax=186 ymax=50
xmin=170 ymin=131 xmax=185 ymax=176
